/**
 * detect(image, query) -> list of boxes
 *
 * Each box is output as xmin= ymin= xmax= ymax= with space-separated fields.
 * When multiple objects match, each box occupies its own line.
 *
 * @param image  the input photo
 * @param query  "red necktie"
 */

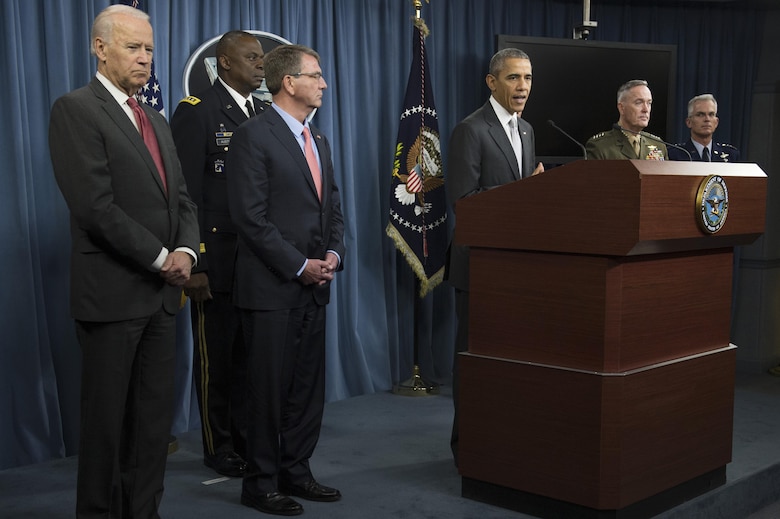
xmin=127 ymin=96 xmax=167 ymax=193
xmin=303 ymin=127 xmax=322 ymax=200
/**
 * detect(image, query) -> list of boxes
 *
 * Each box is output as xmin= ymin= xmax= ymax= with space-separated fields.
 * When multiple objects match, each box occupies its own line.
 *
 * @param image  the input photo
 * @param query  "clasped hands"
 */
xmin=183 ymin=272 xmax=212 ymax=302
xmin=160 ymin=250 xmax=193 ymax=287
xmin=299 ymin=252 xmax=339 ymax=286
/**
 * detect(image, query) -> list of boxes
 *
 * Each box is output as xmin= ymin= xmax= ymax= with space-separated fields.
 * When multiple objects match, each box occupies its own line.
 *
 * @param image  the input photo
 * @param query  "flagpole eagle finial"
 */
xmin=413 ymin=0 xmax=429 ymax=20
xmin=412 ymin=0 xmax=430 ymax=36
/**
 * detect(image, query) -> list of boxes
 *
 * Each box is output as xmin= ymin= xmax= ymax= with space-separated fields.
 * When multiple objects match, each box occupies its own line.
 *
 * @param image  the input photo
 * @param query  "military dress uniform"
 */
xmin=585 ymin=127 xmax=668 ymax=160
xmin=667 ymin=139 xmax=741 ymax=162
xmin=170 ymin=80 xmax=267 ymax=476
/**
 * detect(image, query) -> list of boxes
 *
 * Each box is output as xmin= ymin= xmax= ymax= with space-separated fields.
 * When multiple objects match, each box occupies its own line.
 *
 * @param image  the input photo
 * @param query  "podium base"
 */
xmin=393 ymin=365 xmax=439 ymax=396
xmin=462 ymin=466 xmax=726 ymax=519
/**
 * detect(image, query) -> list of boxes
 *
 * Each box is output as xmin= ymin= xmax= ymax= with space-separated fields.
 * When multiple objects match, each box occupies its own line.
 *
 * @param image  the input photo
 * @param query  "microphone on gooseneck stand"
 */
xmin=548 ymin=120 xmax=587 ymax=160
xmin=612 ymin=123 xmax=692 ymax=161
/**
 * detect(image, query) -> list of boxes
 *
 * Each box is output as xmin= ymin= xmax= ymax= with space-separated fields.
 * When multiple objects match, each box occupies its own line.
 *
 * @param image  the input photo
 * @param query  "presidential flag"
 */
xmin=386 ymin=19 xmax=447 ymax=298
xmin=118 ymin=0 xmax=165 ymax=116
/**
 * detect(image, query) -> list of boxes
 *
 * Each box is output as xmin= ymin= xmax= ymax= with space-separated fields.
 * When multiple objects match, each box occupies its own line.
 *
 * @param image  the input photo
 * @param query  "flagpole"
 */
xmin=393 ymin=278 xmax=439 ymax=396
xmin=393 ymin=0 xmax=439 ymax=397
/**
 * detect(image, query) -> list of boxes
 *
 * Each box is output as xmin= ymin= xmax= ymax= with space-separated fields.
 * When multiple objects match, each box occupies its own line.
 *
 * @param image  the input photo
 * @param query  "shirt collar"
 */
xmin=691 ymin=140 xmax=710 ymax=155
xmin=489 ymin=95 xmax=515 ymax=127
xmin=95 ymin=71 xmax=135 ymax=106
xmin=217 ymin=76 xmax=255 ymax=112
xmin=271 ymin=103 xmax=308 ymax=137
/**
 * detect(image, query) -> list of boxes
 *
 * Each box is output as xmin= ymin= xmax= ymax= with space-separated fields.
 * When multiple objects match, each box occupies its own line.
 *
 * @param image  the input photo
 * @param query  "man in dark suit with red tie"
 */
xmin=170 ymin=30 xmax=267 ymax=479
xmin=48 ymin=5 xmax=199 ymax=518
xmin=226 ymin=44 xmax=345 ymax=516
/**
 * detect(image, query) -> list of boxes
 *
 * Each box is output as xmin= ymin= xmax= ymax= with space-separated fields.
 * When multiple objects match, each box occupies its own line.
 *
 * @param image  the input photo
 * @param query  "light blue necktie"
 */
xmin=509 ymin=116 xmax=524 ymax=177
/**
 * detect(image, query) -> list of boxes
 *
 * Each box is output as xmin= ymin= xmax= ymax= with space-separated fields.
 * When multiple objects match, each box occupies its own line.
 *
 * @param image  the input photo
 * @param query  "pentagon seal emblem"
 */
xmin=696 ymin=175 xmax=729 ymax=234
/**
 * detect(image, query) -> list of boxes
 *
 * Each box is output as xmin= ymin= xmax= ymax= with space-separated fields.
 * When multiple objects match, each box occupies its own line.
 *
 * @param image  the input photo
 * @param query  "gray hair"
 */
xmin=489 ymin=48 xmax=531 ymax=77
xmin=91 ymin=4 xmax=150 ymax=56
xmin=687 ymin=93 xmax=718 ymax=117
xmin=263 ymin=44 xmax=321 ymax=95
xmin=617 ymin=79 xmax=649 ymax=103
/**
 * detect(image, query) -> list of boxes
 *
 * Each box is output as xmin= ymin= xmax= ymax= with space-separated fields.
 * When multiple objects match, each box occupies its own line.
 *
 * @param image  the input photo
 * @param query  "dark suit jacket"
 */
xmin=667 ymin=139 xmax=741 ymax=162
xmin=49 ymin=77 xmax=199 ymax=322
xmin=446 ymin=101 xmax=537 ymax=291
xmin=226 ymin=107 xmax=345 ymax=310
xmin=170 ymin=81 xmax=265 ymax=292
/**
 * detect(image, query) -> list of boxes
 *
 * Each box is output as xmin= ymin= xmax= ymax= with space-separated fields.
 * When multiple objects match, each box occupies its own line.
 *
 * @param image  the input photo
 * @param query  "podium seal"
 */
xmin=696 ymin=175 xmax=729 ymax=234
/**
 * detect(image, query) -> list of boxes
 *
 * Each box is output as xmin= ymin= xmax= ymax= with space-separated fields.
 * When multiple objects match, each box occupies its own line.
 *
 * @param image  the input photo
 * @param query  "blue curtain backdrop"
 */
xmin=0 ymin=0 xmax=763 ymax=469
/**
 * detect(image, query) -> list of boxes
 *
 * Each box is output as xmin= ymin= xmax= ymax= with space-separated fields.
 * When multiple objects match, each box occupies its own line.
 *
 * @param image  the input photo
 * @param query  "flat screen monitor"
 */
xmin=497 ymin=35 xmax=677 ymax=164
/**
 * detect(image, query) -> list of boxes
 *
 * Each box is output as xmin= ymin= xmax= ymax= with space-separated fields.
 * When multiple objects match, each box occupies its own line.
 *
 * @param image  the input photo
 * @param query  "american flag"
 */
xmin=138 ymin=60 xmax=165 ymax=116
xmin=118 ymin=0 xmax=165 ymax=116
xmin=406 ymin=165 xmax=423 ymax=193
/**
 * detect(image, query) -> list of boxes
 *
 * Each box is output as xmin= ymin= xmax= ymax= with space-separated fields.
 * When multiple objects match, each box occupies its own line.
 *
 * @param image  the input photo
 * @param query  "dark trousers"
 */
xmin=75 ymin=308 xmax=176 ymax=519
xmin=240 ymin=300 xmax=327 ymax=497
xmin=191 ymin=292 xmax=247 ymax=459
xmin=451 ymin=288 xmax=470 ymax=466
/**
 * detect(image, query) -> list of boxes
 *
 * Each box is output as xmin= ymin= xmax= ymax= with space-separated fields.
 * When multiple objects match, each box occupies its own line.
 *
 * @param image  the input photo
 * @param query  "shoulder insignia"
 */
xmin=644 ymin=132 xmax=664 ymax=141
xmin=590 ymin=131 xmax=607 ymax=140
xmin=179 ymin=96 xmax=201 ymax=106
xmin=719 ymin=142 xmax=738 ymax=150
xmin=251 ymin=98 xmax=271 ymax=111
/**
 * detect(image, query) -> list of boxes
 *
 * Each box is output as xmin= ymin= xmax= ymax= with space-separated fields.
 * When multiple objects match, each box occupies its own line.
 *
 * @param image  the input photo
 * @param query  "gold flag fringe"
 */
xmin=386 ymin=222 xmax=444 ymax=298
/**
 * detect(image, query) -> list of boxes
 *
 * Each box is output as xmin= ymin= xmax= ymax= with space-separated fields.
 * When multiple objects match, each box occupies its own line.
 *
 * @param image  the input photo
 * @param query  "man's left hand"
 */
xmin=160 ymin=251 xmax=193 ymax=286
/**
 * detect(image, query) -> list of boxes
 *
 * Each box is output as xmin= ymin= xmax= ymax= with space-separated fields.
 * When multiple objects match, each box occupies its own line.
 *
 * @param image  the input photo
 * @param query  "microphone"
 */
xmin=548 ymin=120 xmax=587 ymax=160
xmin=612 ymin=123 xmax=692 ymax=161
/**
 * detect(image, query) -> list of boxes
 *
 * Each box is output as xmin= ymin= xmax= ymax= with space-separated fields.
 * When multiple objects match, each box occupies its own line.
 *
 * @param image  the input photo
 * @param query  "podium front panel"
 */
xmin=468 ymin=247 xmax=733 ymax=373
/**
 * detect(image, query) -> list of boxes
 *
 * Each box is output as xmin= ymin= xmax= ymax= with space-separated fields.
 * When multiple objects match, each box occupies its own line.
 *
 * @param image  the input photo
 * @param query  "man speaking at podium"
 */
xmin=586 ymin=79 xmax=668 ymax=160
xmin=445 ymin=47 xmax=543 ymax=466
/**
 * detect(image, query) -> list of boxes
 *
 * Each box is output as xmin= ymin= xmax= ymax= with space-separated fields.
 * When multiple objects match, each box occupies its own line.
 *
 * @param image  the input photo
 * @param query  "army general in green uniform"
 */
xmin=586 ymin=79 xmax=667 ymax=160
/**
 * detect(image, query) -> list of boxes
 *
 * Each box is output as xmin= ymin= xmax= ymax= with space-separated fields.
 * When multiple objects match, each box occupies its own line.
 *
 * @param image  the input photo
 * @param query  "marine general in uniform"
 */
xmin=586 ymin=79 xmax=668 ymax=160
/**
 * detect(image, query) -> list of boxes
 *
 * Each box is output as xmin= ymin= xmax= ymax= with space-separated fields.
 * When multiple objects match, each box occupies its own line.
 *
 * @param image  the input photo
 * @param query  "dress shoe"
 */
xmin=241 ymin=492 xmax=303 ymax=516
xmin=279 ymin=479 xmax=342 ymax=502
xmin=204 ymin=452 xmax=247 ymax=478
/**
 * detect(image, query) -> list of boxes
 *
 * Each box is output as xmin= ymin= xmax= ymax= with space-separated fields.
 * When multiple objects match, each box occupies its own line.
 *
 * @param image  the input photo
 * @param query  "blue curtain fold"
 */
xmin=0 ymin=0 xmax=763 ymax=469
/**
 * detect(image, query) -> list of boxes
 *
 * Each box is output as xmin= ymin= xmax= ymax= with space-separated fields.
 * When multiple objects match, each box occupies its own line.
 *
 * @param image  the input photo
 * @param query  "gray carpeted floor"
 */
xmin=2 ymin=373 xmax=780 ymax=518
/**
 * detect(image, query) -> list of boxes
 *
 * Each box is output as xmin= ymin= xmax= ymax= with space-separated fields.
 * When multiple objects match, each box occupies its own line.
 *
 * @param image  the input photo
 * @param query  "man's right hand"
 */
xmin=183 ymin=272 xmax=212 ymax=302
xmin=299 ymin=259 xmax=335 ymax=286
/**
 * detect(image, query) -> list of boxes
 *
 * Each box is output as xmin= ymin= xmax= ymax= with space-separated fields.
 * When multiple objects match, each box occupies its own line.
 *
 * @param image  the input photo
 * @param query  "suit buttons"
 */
xmin=211 ymin=227 xmax=218 ymax=233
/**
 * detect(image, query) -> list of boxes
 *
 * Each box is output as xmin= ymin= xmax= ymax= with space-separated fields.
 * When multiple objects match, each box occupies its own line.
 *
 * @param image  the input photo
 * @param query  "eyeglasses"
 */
xmin=291 ymin=72 xmax=324 ymax=81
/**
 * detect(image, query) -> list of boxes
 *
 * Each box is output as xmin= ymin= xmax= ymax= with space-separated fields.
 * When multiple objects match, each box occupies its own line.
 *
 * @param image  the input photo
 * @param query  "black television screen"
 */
xmin=497 ymin=35 xmax=677 ymax=164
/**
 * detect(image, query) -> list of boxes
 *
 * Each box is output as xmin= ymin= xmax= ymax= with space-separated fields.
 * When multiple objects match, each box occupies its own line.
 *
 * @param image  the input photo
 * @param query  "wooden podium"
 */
xmin=455 ymin=160 xmax=766 ymax=518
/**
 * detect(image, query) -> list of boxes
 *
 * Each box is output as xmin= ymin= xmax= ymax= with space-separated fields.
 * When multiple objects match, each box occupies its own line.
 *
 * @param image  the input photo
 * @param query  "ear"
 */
xmin=282 ymin=74 xmax=296 ymax=96
xmin=685 ymin=117 xmax=693 ymax=129
xmin=94 ymin=37 xmax=108 ymax=61
xmin=218 ymin=54 xmax=230 ymax=71
xmin=485 ymin=74 xmax=495 ymax=92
